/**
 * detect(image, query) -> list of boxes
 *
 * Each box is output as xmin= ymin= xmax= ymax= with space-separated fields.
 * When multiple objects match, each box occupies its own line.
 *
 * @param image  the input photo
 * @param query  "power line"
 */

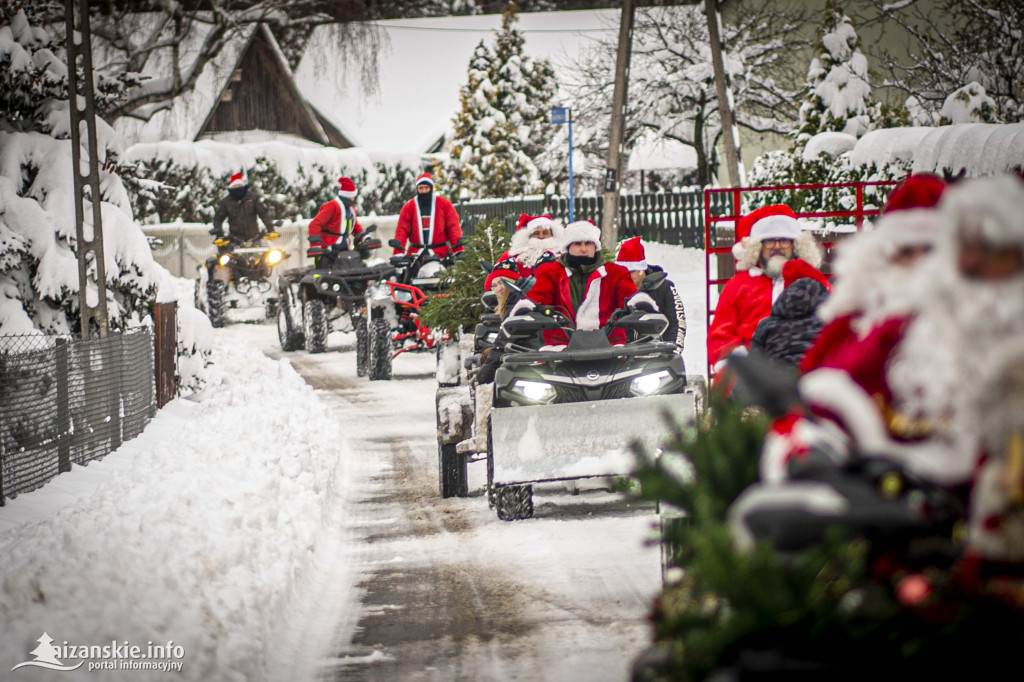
xmin=372 ymin=22 xmax=610 ymax=33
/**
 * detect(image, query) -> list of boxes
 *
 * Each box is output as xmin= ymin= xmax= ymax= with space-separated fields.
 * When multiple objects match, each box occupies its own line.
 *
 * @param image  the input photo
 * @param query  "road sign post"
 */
xmin=550 ymin=107 xmax=575 ymax=223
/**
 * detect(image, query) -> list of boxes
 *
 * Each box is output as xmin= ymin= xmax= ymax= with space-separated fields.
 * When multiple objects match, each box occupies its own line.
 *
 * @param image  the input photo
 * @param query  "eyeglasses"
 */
xmin=761 ymin=238 xmax=794 ymax=247
xmin=531 ymin=228 xmax=553 ymax=238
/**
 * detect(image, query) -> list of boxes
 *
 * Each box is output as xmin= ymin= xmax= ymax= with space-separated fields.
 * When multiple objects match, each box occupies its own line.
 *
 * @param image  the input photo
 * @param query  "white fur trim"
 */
xmin=627 ymin=291 xmax=658 ymax=311
xmin=750 ymin=214 xmax=801 ymax=242
xmin=874 ymin=209 xmax=949 ymax=249
xmin=415 ymin=174 xmax=434 ymax=188
xmin=337 ymin=188 xmax=356 ymax=199
xmin=562 ymin=221 xmax=601 ymax=248
xmin=574 ymin=265 xmax=605 ymax=330
xmin=525 ymin=216 xmax=556 ymax=233
xmin=940 ymin=175 xmax=1024 ymax=247
xmin=509 ymin=298 xmax=535 ymax=317
xmin=619 ymin=259 xmax=647 ymax=271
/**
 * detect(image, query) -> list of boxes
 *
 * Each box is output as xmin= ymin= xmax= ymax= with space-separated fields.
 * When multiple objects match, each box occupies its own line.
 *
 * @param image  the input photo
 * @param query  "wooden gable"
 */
xmin=196 ymin=25 xmax=343 ymax=147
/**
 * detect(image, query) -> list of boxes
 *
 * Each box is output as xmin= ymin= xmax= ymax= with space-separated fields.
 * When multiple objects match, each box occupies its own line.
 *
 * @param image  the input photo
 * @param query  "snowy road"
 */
xmin=234 ymin=323 xmax=665 ymax=682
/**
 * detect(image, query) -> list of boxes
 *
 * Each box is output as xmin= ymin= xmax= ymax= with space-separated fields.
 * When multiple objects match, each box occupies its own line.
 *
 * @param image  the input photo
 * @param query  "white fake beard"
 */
xmin=510 ymin=235 xmax=559 ymax=267
xmin=887 ymin=268 xmax=1024 ymax=430
xmin=763 ymin=254 xmax=788 ymax=279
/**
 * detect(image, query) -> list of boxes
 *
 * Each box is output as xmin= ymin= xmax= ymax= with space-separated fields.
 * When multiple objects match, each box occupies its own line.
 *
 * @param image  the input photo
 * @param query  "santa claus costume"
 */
xmin=394 ymin=173 xmax=463 ymax=259
xmin=522 ymin=221 xmax=645 ymax=346
xmin=308 ymin=176 xmax=364 ymax=250
xmin=484 ymin=213 xmax=563 ymax=291
xmin=802 ymin=173 xmax=950 ymax=373
xmin=707 ymin=204 xmax=823 ymax=369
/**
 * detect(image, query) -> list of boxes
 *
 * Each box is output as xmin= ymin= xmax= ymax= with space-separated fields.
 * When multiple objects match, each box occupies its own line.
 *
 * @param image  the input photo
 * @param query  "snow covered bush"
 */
xmin=0 ymin=2 xmax=170 ymax=337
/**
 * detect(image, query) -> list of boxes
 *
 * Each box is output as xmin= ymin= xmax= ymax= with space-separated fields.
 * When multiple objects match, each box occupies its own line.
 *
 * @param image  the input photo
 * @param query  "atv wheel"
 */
xmin=206 ymin=279 xmax=227 ymax=328
xmin=438 ymin=443 xmax=468 ymax=498
xmin=277 ymin=299 xmax=302 ymax=352
xmin=368 ymin=317 xmax=392 ymax=380
xmin=303 ymin=299 xmax=328 ymax=353
xmin=495 ymin=485 xmax=533 ymax=521
xmin=355 ymin=316 xmax=369 ymax=377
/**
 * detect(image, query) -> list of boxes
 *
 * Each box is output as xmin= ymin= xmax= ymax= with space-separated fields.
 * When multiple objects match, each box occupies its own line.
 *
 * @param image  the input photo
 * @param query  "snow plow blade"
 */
xmin=489 ymin=392 xmax=696 ymax=484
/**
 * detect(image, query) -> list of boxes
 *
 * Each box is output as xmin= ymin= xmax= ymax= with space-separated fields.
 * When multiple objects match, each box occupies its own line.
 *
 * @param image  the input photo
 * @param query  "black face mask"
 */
xmin=228 ymin=186 xmax=247 ymax=199
xmin=416 ymin=191 xmax=433 ymax=215
xmin=565 ymin=253 xmax=598 ymax=267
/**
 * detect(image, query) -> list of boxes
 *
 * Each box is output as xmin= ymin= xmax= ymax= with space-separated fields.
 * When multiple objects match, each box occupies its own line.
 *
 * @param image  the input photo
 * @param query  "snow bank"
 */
xmin=0 ymin=336 xmax=349 ymax=681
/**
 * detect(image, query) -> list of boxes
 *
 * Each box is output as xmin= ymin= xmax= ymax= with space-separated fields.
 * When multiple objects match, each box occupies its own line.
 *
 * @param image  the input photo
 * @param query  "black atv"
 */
xmin=275 ymin=225 xmax=395 ymax=358
xmin=437 ymin=277 xmax=698 ymax=519
xmin=195 ymin=228 xmax=287 ymax=328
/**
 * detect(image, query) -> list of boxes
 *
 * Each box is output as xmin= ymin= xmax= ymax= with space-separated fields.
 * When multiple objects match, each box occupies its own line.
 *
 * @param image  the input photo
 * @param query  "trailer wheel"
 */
xmin=368 ymin=318 xmax=392 ymax=380
xmin=303 ymin=299 xmax=328 ymax=353
xmin=355 ymin=315 xmax=369 ymax=377
xmin=438 ymin=443 xmax=468 ymax=498
xmin=206 ymin=279 xmax=227 ymax=328
xmin=495 ymin=485 xmax=533 ymax=521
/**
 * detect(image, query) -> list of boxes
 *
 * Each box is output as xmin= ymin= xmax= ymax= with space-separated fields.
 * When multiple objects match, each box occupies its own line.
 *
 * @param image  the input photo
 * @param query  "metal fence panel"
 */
xmin=0 ymin=328 xmax=155 ymax=503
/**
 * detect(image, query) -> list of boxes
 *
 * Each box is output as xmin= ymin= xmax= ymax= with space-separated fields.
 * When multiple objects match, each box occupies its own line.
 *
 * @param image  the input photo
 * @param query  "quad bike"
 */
xmin=275 ymin=225 xmax=395 ymax=355
xmin=195 ymin=227 xmax=287 ymax=328
xmin=357 ymin=238 xmax=463 ymax=381
xmin=436 ymin=279 xmax=700 ymax=519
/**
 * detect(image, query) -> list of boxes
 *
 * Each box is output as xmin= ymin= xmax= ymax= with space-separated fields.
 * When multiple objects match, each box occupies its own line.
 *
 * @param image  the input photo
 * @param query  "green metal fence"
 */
xmin=457 ymin=190 xmax=733 ymax=248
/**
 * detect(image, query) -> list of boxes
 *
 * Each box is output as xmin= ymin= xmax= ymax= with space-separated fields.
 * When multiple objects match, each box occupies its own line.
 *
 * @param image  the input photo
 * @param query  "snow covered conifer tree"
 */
xmin=444 ymin=3 xmax=554 ymax=199
xmin=0 ymin=3 xmax=169 ymax=336
xmin=794 ymin=0 xmax=879 ymax=147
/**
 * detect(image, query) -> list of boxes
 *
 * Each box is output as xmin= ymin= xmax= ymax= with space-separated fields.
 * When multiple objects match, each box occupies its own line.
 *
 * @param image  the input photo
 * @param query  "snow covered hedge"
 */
xmin=747 ymin=122 xmax=1024 ymax=215
xmin=123 ymin=140 xmax=425 ymax=224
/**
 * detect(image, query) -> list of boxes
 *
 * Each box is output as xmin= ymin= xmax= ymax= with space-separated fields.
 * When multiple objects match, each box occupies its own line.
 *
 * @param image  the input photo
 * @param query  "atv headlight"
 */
xmin=218 ymin=254 xmax=231 ymax=266
xmin=513 ymin=379 xmax=556 ymax=403
xmin=332 ymin=283 xmax=341 ymax=292
xmin=266 ymin=249 xmax=283 ymax=265
xmin=630 ymin=370 xmax=671 ymax=396
xmin=394 ymin=289 xmax=414 ymax=303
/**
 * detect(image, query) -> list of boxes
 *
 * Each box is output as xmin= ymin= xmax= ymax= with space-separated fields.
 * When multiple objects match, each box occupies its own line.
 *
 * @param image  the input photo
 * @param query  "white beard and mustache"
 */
xmin=887 ymin=261 xmax=1024 ymax=430
xmin=509 ymin=235 xmax=559 ymax=267
xmin=763 ymin=254 xmax=788 ymax=279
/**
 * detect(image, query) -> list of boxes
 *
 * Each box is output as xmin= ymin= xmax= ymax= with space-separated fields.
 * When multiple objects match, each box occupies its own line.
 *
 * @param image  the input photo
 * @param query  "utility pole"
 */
xmin=704 ymin=0 xmax=745 ymax=188
xmin=65 ymin=0 xmax=110 ymax=339
xmin=599 ymin=0 xmax=634 ymax=251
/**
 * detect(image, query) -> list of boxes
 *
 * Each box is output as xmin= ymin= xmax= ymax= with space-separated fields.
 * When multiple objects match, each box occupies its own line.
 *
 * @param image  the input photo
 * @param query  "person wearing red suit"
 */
xmin=393 ymin=173 xmax=463 ymax=259
xmin=484 ymin=213 xmax=564 ymax=291
xmin=801 ymin=173 xmax=950 ymax=374
xmin=707 ymin=204 xmax=823 ymax=371
xmin=309 ymin=176 xmax=364 ymax=248
xmin=517 ymin=221 xmax=655 ymax=346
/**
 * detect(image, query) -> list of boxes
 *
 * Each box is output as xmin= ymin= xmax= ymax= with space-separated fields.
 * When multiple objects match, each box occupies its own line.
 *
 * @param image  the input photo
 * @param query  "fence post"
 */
xmin=154 ymin=302 xmax=177 ymax=408
xmin=55 ymin=337 xmax=71 ymax=473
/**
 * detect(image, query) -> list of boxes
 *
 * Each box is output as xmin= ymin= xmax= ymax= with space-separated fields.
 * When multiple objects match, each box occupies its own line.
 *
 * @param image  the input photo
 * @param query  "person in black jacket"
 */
xmin=212 ymin=171 xmax=274 ymax=242
xmin=615 ymin=237 xmax=687 ymax=355
xmin=750 ymin=258 xmax=831 ymax=367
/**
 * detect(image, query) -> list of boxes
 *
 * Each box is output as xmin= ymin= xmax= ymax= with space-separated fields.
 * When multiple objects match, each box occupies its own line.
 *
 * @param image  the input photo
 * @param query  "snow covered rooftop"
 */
xmin=849 ymin=122 xmax=1024 ymax=176
xmin=295 ymin=10 xmax=619 ymax=155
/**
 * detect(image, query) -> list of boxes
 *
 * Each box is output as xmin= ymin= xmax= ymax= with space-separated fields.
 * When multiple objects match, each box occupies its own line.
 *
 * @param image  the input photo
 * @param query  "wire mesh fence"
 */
xmin=0 ymin=328 xmax=156 ymax=504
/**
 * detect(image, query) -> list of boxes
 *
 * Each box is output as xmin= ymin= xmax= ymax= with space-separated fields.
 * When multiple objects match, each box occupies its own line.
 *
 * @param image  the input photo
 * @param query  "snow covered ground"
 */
xmin=0 ymin=243 xmax=707 ymax=681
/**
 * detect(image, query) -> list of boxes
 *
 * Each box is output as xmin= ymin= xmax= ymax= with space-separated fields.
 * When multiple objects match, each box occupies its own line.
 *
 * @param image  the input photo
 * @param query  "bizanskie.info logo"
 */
xmin=12 ymin=632 xmax=185 ymax=673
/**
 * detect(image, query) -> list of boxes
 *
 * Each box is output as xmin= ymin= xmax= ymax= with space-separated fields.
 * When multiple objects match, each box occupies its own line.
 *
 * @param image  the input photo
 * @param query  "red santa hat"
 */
xmin=615 ymin=236 xmax=647 ymax=272
xmin=782 ymin=258 xmax=831 ymax=291
xmin=485 ymin=256 xmax=521 ymax=291
xmin=228 ymin=171 xmax=246 ymax=188
xmin=883 ymin=173 xmax=946 ymax=213
xmin=562 ymin=220 xmax=601 ymax=248
xmin=337 ymin=176 xmax=357 ymax=199
xmin=414 ymin=172 xmax=434 ymax=189
xmin=516 ymin=213 xmax=556 ymax=235
xmin=735 ymin=204 xmax=798 ymax=243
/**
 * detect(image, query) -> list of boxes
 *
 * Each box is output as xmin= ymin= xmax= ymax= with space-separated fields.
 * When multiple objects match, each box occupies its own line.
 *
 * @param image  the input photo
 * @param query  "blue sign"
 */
xmin=550 ymin=107 xmax=569 ymax=125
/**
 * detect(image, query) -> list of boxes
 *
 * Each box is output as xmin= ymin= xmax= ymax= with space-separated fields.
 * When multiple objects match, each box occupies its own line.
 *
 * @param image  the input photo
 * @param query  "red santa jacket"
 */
xmin=309 ymin=198 xmax=363 ymax=248
xmin=707 ymin=269 xmax=775 ymax=366
xmin=394 ymin=195 xmax=463 ymax=258
xmin=527 ymin=259 xmax=637 ymax=345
